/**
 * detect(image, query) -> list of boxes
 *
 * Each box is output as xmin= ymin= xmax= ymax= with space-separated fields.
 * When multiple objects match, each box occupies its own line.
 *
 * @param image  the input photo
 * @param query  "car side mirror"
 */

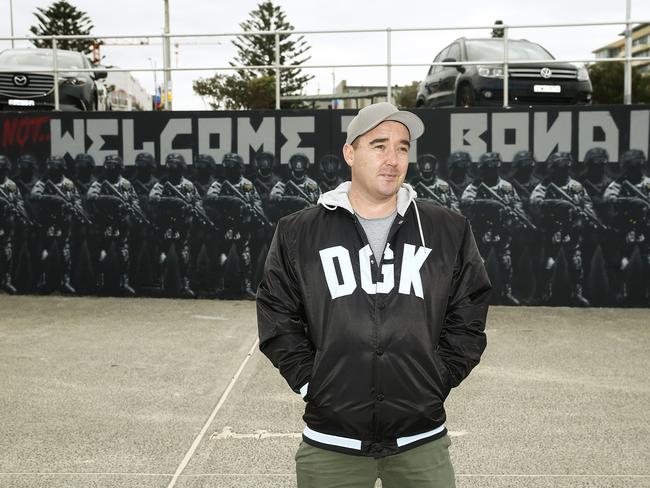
xmin=94 ymin=70 xmax=107 ymax=80
xmin=443 ymin=57 xmax=465 ymax=73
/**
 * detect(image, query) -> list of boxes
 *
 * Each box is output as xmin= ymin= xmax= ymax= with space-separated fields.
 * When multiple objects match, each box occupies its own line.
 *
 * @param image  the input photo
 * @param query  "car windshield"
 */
xmin=0 ymin=50 xmax=87 ymax=69
xmin=466 ymin=40 xmax=554 ymax=61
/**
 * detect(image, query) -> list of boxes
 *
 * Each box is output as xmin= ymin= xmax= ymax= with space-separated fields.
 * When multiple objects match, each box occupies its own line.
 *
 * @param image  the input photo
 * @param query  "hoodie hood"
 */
xmin=317 ymin=181 xmax=418 ymax=217
xmin=317 ymin=181 xmax=426 ymax=247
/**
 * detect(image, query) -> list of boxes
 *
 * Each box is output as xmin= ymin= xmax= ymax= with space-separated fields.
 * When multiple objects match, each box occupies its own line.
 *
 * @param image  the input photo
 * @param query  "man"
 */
xmin=257 ymin=102 xmax=492 ymax=488
xmin=318 ymin=154 xmax=345 ymax=193
xmin=446 ymin=150 xmax=473 ymax=199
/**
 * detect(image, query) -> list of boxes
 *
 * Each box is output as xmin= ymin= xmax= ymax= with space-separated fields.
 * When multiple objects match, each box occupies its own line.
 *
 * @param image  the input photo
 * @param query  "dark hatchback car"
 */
xmin=416 ymin=38 xmax=592 ymax=107
xmin=0 ymin=48 xmax=107 ymax=111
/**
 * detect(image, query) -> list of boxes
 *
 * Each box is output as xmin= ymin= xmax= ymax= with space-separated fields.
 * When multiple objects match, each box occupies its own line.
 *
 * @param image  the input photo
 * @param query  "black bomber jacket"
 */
xmin=257 ymin=182 xmax=492 ymax=457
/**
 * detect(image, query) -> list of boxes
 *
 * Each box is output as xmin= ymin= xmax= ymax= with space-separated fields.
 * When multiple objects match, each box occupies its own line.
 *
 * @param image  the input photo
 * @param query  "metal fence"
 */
xmin=1 ymin=18 xmax=650 ymax=111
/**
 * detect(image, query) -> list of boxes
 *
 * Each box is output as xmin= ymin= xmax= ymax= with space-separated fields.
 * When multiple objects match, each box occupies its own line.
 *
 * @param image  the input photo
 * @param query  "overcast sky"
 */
xmin=1 ymin=0 xmax=649 ymax=110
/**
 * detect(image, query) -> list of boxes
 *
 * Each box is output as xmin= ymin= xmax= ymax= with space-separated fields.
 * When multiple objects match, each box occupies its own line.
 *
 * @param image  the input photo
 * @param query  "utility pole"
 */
xmin=163 ymin=0 xmax=172 ymax=110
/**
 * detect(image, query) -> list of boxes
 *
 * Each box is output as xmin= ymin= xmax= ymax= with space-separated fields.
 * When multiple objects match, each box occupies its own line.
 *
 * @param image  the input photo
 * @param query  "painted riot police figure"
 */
xmin=414 ymin=153 xmax=460 ymax=213
xmin=15 ymin=154 xmax=39 ymax=200
xmin=603 ymin=149 xmax=650 ymax=304
xmin=269 ymin=153 xmax=321 ymax=219
xmin=150 ymin=153 xmax=207 ymax=298
xmin=252 ymin=151 xmax=280 ymax=204
xmin=318 ymin=154 xmax=345 ymax=193
xmin=191 ymin=154 xmax=217 ymax=197
xmin=461 ymin=152 xmax=531 ymax=305
xmin=87 ymin=154 xmax=145 ymax=295
xmin=73 ymin=153 xmax=97 ymax=198
xmin=530 ymin=152 xmax=600 ymax=307
xmin=31 ymin=155 xmax=89 ymax=294
xmin=509 ymin=150 xmax=541 ymax=206
xmin=447 ymin=150 xmax=474 ymax=199
xmin=0 ymin=155 xmax=29 ymax=294
xmin=206 ymin=153 xmax=266 ymax=297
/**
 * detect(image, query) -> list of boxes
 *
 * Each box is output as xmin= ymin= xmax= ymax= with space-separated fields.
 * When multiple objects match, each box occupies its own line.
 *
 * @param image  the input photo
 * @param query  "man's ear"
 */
xmin=343 ymin=144 xmax=354 ymax=168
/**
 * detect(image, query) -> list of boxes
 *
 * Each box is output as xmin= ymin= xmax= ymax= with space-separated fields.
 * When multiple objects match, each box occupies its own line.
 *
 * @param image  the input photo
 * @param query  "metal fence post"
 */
xmin=624 ymin=0 xmax=632 ymax=104
xmin=503 ymin=27 xmax=509 ymax=108
xmin=52 ymin=37 xmax=60 ymax=111
xmin=275 ymin=33 xmax=281 ymax=110
xmin=386 ymin=27 xmax=392 ymax=105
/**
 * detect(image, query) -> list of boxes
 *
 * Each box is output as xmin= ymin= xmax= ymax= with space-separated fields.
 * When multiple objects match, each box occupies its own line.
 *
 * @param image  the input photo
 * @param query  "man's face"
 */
xmin=343 ymin=121 xmax=410 ymax=201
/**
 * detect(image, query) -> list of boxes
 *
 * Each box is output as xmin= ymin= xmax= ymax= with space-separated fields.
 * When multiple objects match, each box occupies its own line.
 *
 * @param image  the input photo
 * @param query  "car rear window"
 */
xmin=0 ymin=50 xmax=86 ymax=69
xmin=466 ymin=40 xmax=554 ymax=61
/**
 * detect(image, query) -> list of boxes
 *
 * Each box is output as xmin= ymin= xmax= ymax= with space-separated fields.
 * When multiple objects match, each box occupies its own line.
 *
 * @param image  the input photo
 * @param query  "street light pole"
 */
xmin=163 ymin=0 xmax=172 ymax=110
xmin=9 ymin=0 xmax=15 ymax=48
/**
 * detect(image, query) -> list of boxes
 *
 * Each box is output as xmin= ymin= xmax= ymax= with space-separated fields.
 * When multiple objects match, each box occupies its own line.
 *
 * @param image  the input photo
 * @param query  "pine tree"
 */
xmin=193 ymin=1 xmax=313 ymax=109
xmin=29 ymin=0 xmax=97 ymax=55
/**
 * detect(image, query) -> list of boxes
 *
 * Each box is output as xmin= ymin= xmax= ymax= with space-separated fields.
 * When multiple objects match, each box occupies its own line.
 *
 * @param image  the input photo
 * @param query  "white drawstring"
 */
xmin=413 ymin=201 xmax=425 ymax=247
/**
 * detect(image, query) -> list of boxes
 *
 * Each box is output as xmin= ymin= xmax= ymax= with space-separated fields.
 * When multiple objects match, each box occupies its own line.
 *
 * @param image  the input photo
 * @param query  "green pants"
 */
xmin=295 ymin=434 xmax=455 ymax=488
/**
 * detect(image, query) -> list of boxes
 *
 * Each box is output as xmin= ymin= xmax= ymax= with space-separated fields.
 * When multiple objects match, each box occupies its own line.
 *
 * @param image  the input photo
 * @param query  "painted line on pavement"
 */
xmin=165 ymin=335 xmax=260 ymax=488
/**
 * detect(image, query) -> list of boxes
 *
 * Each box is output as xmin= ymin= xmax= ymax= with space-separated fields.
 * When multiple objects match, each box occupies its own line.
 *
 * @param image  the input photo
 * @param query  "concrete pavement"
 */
xmin=0 ymin=296 xmax=648 ymax=487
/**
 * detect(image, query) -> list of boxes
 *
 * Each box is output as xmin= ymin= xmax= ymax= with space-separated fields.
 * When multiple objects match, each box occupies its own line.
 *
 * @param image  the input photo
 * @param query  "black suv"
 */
xmin=416 ymin=38 xmax=592 ymax=107
xmin=0 ymin=48 xmax=107 ymax=111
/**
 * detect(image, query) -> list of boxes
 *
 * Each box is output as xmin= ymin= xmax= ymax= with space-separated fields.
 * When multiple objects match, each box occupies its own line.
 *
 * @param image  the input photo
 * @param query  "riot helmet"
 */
xmin=416 ymin=153 xmax=437 ymax=184
xmin=620 ymin=149 xmax=647 ymax=184
xmin=289 ymin=153 xmax=310 ymax=184
xmin=194 ymin=154 xmax=216 ymax=181
xmin=75 ymin=153 xmax=95 ymax=182
xmin=319 ymin=154 xmax=341 ymax=184
xmin=255 ymin=151 xmax=275 ymax=180
xmin=222 ymin=153 xmax=244 ymax=184
xmin=547 ymin=151 xmax=572 ymax=186
xmin=511 ymin=150 xmax=536 ymax=181
xmin=584 ymin=147 xmax=609 ymax=166
xmin=478 ymin=152 xmax=501 ymax=186
xmin=46 ymin=155 xmax=66 ymax=183
xmin=448 ymin=151 xmax=472 ymax=171
xmin=17 ymin=154 xmax=37 ymax=182
xmin=165 ymin=153 xmax=186 ymax=184
xmin=103 ymin=154 xmax=123 ymax=184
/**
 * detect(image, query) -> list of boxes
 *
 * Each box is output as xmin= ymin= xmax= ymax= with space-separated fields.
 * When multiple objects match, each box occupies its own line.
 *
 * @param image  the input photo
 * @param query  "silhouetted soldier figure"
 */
xmin=205 ymin=153 xmax=266 ymax=297
xmin=578 ymin=147 xmax=613 ymax=210
xmin=0 ymin=155 xmax=29 ymax=294
xmin=462 ymin=152 xmax=531 ymax=305
xmin=87 ymin=155 xmax=144 ymax=295
xmin=530 ymin=152 xmax=598 ymax=307
xmin=150 ymin=153 xmax=205 ymax=298
xmin=269 ymin=153 xmax=321 ymax=220
xmin=318 ymin=154 xmax=345 ymax=193
xmin=447 ymin=150 xmax=473 ymax=199
xmin=604 ymin=149 xmax=650 ymax=304
xmin=31 ymin=155 xmax=88 ymax=294
xmin=509 ymin=150 xmax=541 ymax=209
xmin=14 ymin=154 xmax=39 ymax=200
xmin=73 ymin=153 xmax=97 ymax=198
xmin=252 ymin=151 xmax=280 ymax=205
xmin=132 ymin=152 xmax=160 ymax=198
xmin=413 ymin=153 xmax=460 ymax=213
xmin=191 ymin=154 xmax=217 ymax=197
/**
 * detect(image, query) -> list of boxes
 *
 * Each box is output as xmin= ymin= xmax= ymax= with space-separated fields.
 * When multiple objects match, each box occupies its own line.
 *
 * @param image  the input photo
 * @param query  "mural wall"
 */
xmin=0 ymin=106 xmax=649 ymax=306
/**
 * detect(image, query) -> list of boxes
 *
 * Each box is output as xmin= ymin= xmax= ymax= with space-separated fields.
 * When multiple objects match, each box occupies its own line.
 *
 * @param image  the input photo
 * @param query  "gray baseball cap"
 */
xmin=345 ymin=102 xmax=425 ymax=145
